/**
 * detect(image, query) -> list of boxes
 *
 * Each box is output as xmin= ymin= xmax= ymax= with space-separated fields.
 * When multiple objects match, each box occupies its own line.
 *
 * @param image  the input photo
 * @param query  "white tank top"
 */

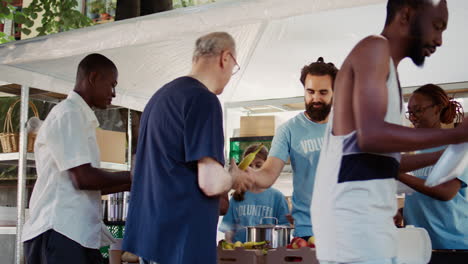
xmin=311 ymin=58 xmax=403 ymax=262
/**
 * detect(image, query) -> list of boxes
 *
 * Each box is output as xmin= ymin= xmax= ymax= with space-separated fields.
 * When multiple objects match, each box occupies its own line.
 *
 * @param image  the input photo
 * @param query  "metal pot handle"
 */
xmin=260 ymin=217 xmax=278 ymax=225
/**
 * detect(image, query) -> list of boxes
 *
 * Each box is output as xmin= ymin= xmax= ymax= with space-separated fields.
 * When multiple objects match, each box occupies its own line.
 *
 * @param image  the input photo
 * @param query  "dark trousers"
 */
xmin=24 ymin=229 xmax=104 ymax=264
xmin=429 ymin=250 xmax=468 ymax=264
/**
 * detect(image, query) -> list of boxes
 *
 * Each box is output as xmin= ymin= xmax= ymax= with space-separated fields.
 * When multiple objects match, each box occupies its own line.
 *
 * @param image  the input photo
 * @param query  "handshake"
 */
xmin=228 ymin=158 xmax=256 ymax=194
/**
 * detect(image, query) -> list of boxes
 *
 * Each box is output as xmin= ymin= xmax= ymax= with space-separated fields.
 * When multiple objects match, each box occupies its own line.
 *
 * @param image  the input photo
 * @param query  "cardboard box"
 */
xmin=240 ymin=116 xmax=275 ymax=137
xmin=96 ymin=129 xmax=126 ymax=164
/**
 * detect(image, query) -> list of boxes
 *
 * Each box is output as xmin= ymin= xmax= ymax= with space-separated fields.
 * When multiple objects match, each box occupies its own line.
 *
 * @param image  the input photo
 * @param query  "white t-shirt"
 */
xmin=22 ymin=91 xmax=115 ymax=249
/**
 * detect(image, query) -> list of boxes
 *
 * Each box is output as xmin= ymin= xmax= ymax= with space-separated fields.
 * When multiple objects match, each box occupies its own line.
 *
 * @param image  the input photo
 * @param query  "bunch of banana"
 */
xmin=220 ymin=240 xmax=235 ymax=250
xmin=220 ymin=240 xmax=270 ymax=251
xmin=237 ymin=143 xmax=264 ymax=170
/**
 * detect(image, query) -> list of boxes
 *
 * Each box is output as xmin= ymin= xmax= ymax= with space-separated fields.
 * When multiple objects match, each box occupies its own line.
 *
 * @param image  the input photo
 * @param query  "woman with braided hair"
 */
xmin=399 ymin=83 xmax=468 ymax=250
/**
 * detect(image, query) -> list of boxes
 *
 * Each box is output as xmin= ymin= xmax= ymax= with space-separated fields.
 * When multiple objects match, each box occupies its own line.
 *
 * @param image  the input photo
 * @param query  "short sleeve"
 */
xmin=42 ymin=111 xmax=94 ymax=171
xmin=269 ymin=124 xmax=291 ymax=162
xmin=219 ymin=198 xmax=237 ymax=233
xmin=184 ymin=92 xmax=225 ymax=165
xmin=273 ymin=190 xmax=290 ymax=226
xmin=458 ymin=167 xmax=468 ymax=189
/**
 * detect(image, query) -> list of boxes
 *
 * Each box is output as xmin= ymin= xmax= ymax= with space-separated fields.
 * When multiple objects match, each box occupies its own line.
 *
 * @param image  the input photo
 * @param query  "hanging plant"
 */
xmin=0 ymin=0 xmax=93 ymax=42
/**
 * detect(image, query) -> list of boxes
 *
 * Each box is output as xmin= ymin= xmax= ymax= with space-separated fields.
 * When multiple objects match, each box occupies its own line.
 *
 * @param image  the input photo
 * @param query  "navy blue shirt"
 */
xmin=123 ymin=77 xmax=225 ymax=264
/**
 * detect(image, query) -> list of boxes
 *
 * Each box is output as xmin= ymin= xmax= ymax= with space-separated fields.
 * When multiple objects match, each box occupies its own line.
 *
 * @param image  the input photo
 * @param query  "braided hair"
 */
xmin=413 ymin=84 xmax=464 ymax=124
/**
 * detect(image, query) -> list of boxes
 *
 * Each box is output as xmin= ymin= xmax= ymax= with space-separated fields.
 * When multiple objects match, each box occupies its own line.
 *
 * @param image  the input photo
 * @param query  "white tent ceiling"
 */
xmin=0 ymin=0 xmax=467 ymax=111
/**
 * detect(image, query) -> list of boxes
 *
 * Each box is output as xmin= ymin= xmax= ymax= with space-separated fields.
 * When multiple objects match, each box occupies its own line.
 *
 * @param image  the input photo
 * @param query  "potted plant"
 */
xmin=89 ymin=0 xmax=106 ymax=19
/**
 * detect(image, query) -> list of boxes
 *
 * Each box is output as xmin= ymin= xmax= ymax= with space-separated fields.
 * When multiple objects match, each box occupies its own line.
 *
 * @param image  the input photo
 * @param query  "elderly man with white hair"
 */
xmin=122 ymin=32 xmax=254 ymax=264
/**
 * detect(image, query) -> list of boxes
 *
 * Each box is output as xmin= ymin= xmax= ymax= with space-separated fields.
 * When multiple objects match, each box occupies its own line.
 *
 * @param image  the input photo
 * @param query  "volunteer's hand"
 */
xmin=229 ymin=158 xmax=255 ymax=192
xmin=393 ymin=208 xmax=404 ymax=228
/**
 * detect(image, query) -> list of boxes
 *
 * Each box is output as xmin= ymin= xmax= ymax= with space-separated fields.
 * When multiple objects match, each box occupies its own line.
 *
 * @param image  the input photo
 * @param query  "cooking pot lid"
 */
xmin=247 ymin=224 xmax=293 ymax=229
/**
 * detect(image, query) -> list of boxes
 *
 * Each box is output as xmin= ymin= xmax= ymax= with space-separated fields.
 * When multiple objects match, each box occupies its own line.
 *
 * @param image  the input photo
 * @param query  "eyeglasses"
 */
xmin=405 ymin=104 xmax=435 ymax=119
xmin=229 ymin=53 xmax=241 ymax=76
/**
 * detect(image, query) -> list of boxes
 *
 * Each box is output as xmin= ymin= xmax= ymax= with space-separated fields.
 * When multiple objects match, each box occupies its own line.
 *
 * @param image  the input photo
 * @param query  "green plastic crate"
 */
xmin=100 ymin=224 xmax=125 ymax=259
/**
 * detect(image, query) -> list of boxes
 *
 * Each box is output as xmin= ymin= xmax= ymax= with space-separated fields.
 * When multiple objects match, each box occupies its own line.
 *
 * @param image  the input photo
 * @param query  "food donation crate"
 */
xmin=218 ymin=246 xmax=266 ymax=264
xmin=266 ymin=247 xmax=319 ymax=264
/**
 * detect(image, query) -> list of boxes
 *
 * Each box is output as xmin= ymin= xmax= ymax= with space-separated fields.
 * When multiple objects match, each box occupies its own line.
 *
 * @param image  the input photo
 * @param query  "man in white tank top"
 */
xmin=311 ymin=1 xmax=468 ymax=263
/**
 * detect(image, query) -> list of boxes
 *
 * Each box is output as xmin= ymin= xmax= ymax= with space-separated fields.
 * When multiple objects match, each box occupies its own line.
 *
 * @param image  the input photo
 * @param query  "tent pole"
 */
xmin=127 ymin=108 xmax=132 ymax=170
xmin=15 ymin=85 xmax=30 ymax=264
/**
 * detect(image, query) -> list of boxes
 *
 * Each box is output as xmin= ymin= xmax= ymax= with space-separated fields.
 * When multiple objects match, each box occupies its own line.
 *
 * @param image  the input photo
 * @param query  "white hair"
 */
xmin=193 ymin=32 xmax=236 ymax=61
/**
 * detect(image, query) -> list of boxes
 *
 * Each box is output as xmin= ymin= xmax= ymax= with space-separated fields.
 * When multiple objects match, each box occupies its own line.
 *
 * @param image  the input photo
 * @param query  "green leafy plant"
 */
xmin=173 ymin=0 xmax=216 ymax=9
xmin=0 ymin=0 xmax=93 ymax=42
xmin=89 ymin=0 xmax=106 ymax=14
xmin=173 ymin=0 xmax=194 ymax=8
xmin=89 ymin=0 xmax=116 ymax=15
xmin=0 ymin=1 xmax=29 ymax=43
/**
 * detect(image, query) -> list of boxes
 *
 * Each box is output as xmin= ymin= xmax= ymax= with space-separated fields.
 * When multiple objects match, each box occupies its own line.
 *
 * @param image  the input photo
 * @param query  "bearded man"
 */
xmin=248 ymin=57 xmax=338 ymax=240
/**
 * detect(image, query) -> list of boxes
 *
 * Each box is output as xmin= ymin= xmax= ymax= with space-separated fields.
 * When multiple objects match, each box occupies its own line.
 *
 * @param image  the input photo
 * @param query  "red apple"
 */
xmin=291 ymin=237 xmax=301 ymax=244
xmin=292 ymin=238 xmax=308 ymax=248
xmin=286 ymin=244 xmax=293 ymax=249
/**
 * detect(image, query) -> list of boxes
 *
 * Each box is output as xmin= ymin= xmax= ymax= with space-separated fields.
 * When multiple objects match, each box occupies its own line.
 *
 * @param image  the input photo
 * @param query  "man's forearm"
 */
xmin=254 ymin=168 xmax=278 ymax=188
xmin=253 ymin=157 xmax=285 ymax=188
xmin=198 ymin=158 xmax=233 ymax=196
xmin=102 ymin=183 xmax=131 ymax=195
xmin=358 ymin=121 xmax=465 ymax=153
xmin=69 ymin=164 xmax=132 ymax=191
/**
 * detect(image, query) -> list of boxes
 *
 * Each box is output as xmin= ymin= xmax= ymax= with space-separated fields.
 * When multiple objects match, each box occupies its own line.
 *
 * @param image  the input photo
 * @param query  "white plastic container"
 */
xmin=397 ymin=226 xmax=432 ymax=264
xmin=425 ymin=143 xmax=468 ymax=187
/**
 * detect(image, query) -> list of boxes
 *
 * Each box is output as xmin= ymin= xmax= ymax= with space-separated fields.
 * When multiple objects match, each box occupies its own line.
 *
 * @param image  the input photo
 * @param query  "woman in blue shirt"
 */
xmin=399 ymin=84 xmax=467 ymax=249
xmin=219 ymin=144 xmax=290 ymax=243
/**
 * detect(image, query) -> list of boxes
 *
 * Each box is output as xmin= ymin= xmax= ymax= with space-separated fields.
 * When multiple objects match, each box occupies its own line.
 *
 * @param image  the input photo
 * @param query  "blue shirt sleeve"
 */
xmin=458 ymin=167 xmax=468 ymax=188
xmin=184 ymin=92 xmax=225 ymax=165
xmin=269 ymin=123 xmax=291 ymax=162
xmin=219 ymin=197 xmax=237 ymax=233
xmin=272 ymin=189 xmax=290 ymax=226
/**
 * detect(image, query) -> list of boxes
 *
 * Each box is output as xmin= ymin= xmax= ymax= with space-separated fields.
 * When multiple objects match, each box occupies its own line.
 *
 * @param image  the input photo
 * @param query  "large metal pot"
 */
xmin=245 ymin=217 xmax=293 ymax=248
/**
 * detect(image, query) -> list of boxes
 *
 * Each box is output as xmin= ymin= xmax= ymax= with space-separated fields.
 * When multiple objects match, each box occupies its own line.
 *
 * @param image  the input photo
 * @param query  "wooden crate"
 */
xmin=217 ymin=247 xmax=265 ymax=264
xmin=266 ymin=247 xmax=318 ymax=264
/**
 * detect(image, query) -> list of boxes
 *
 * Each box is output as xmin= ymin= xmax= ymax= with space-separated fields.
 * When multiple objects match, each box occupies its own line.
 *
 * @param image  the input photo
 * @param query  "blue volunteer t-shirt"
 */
xmin=404 ymin=146 xmax=468 ymax=249
xmin=123 ymin=77 xmax=225 ymax=264
xmin=219 ymin=188 xmax=290 ymax=242
xmin=269 ymin=112 xmax=326 ymax=237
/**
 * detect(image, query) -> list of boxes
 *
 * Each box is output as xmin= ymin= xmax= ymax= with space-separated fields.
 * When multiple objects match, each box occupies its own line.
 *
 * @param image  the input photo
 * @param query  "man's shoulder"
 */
xmin=157 ymin=77 xmax=216 ymax=102
xmin=354 ymin=35 xmax=389 ymax=51
xmin=279 ymin=113 xmax=325 ymax=132
xmin=45 ymin=99 xmax=81 ymax=121
xmin=278 ymin=113 xmax=304 ymax=130
xmin=349 ymin=35 xmax=390 ymax=61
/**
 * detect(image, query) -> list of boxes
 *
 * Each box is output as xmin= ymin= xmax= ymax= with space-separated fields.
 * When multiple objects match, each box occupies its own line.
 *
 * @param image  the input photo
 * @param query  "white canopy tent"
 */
xmin=2 ymin=0 xmax=467 ymax=112
xmin=1 ymin=0 xmax=467 ymax=203
xmin=1 ymin=0 xmax=467 ymax=111
xmin=1 ymin=1 xmax=468 ymax=261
